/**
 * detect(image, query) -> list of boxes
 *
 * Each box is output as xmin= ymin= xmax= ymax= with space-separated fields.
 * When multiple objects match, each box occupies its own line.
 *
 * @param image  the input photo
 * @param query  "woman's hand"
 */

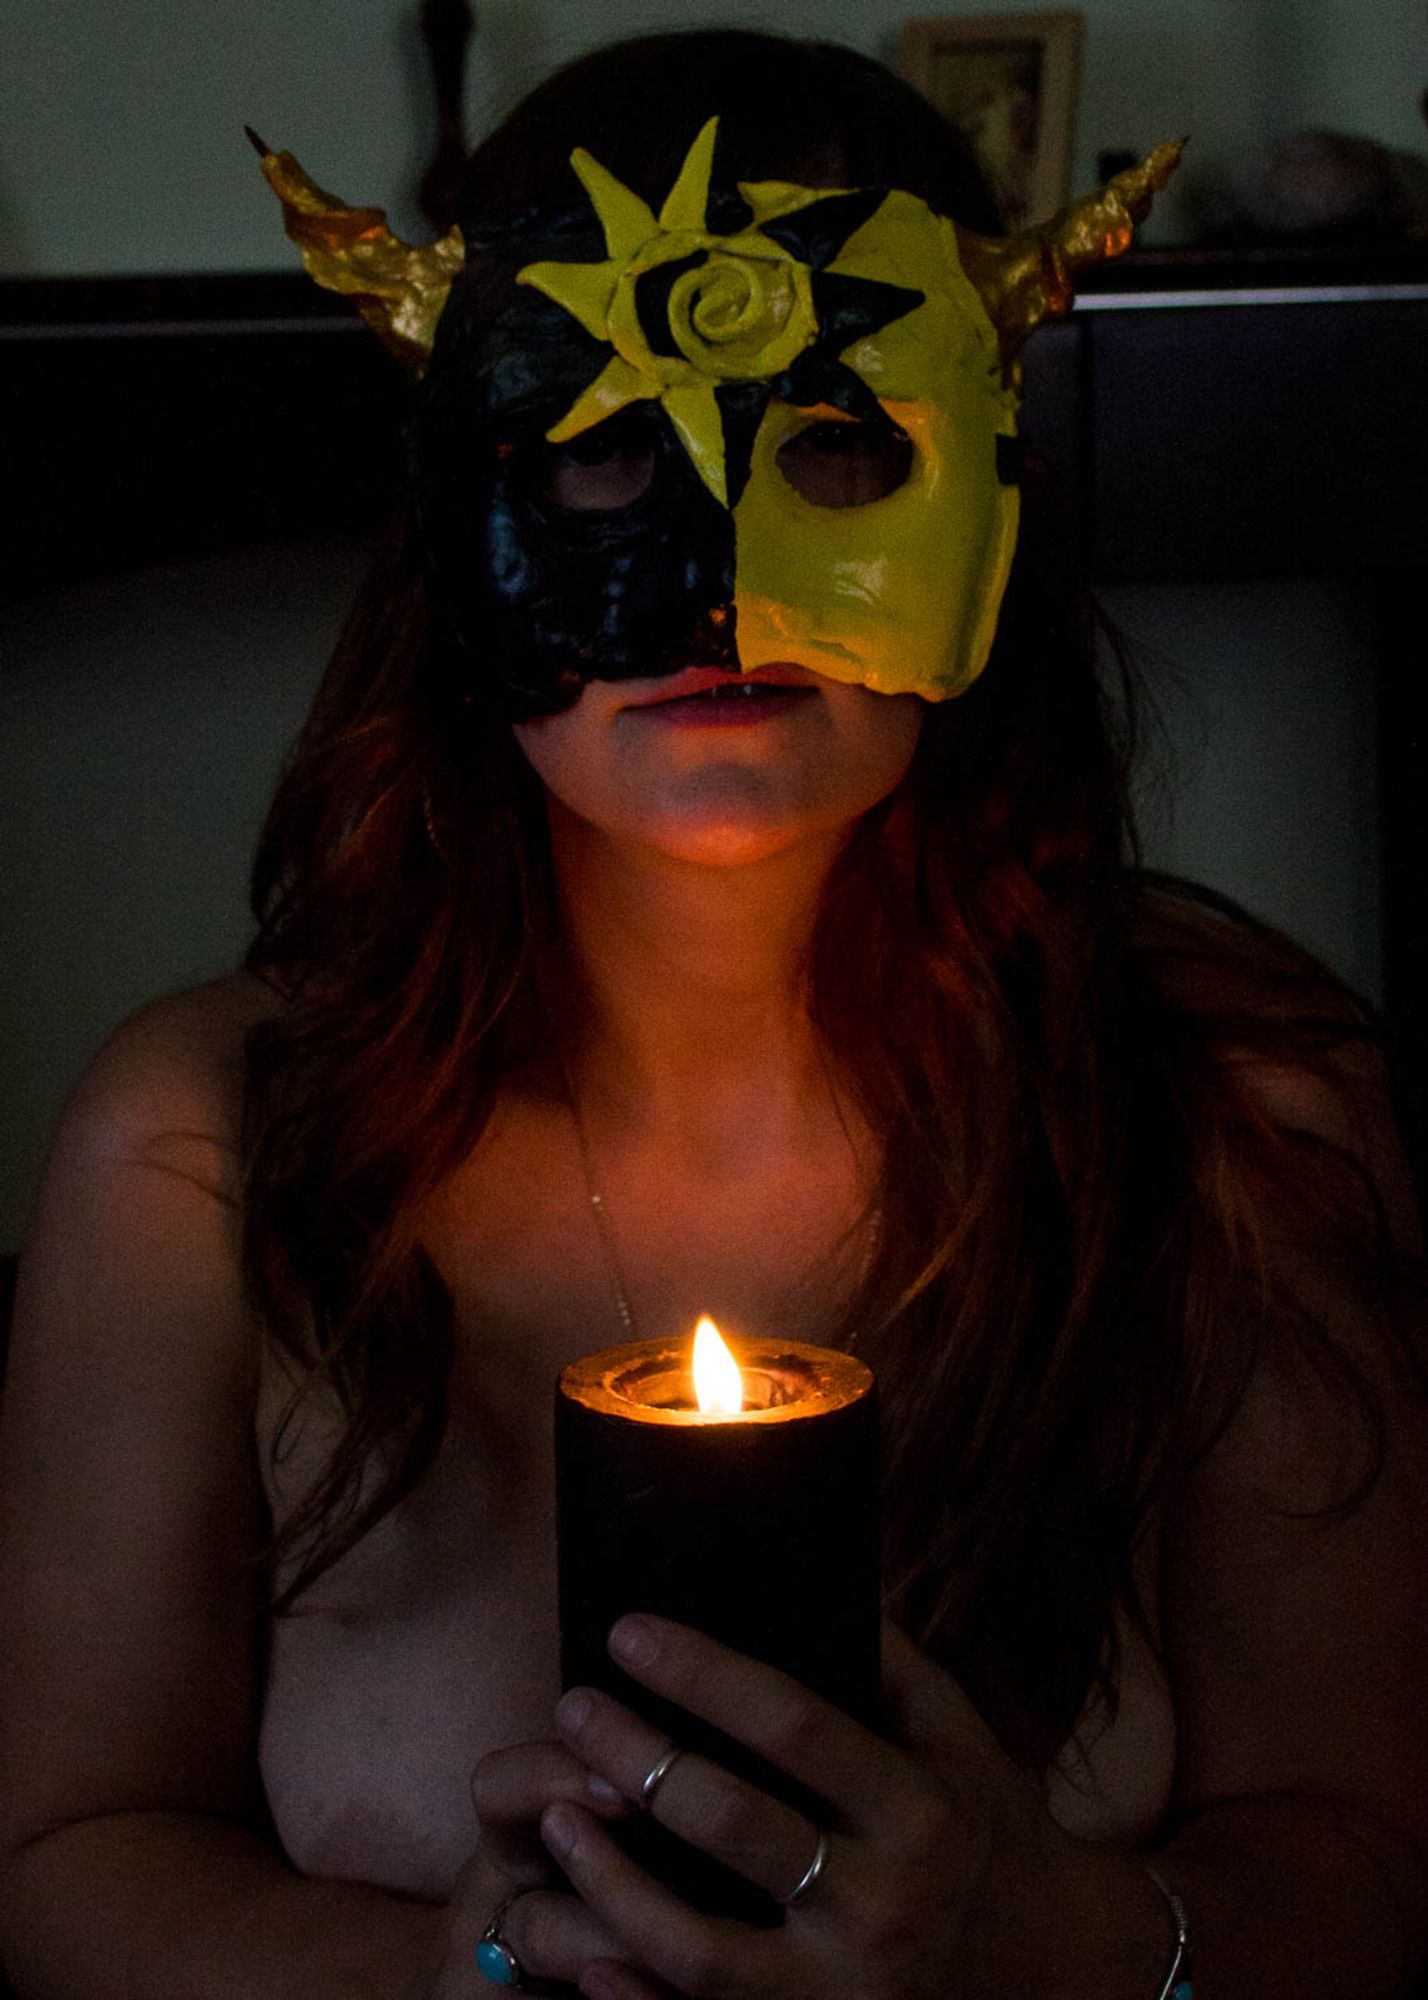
xmin=420 ymin=1738 xmax=635 ymax=1999
xmin=535 ymin=1614 xmax=1166 ymax=2000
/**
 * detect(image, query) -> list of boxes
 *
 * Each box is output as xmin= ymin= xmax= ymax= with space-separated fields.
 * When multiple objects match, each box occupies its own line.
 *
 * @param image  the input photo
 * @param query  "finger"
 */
xmin=437 ymin=1854 xmax=566 ymax=2000
xmin=579 ymin=1960 xmax=685 ymax=2000
xmin=541 ymin=1802 xmax=782 ymax=1998
xmin=607 ymin=1614 xmax=921 ymax=1840
xmin=489 ymin=1885 xmax=628 ymax=1991
xmin=474 ymin=1739 xmax=630 ymax=1837
xmin=879 ymin=1619 xmax=998 ymax=1754
xmin=556 ymin=1685 xmax=835 ymax=1904
xmin=879 ymin=1622 xmax=1043 ymax=1810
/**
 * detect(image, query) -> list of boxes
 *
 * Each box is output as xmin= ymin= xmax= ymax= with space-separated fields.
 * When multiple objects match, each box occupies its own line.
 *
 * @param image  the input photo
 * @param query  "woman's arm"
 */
xmin=2 ymin=1817 xmax=437 ymax=2000
xmin=0 ymin=987 xmax=439 ymax=1998
xmin=1149 ymin=1058 xmax=1428 ymax=1993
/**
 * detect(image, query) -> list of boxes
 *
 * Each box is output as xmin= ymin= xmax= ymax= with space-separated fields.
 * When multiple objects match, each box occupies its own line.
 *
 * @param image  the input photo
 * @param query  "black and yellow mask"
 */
xmin=255 ymin=118 xmax=1179 ymax=720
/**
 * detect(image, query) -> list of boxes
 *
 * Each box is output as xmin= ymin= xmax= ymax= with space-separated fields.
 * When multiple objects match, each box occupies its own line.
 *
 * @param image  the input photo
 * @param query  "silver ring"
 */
xmin=638 ymin=1743 xmax=684 ymax=1811
xmin=475 ymin=1894 xmax=528 ymax=1989
xmin=779 ymin=1826 xmax=830 ymax=1908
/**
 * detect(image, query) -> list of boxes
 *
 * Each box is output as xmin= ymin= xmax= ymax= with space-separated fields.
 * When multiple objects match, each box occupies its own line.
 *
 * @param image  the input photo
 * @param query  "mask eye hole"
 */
xmin=775 ymin=417 xmax=913 ymax=509
xmin=539 ymin=408 xmax=657 ymax=512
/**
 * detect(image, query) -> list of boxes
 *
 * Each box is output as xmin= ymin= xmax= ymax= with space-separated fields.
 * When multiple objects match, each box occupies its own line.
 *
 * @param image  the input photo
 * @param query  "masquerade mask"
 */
xmin=255 ymin=119 xmax=1179 ymax=718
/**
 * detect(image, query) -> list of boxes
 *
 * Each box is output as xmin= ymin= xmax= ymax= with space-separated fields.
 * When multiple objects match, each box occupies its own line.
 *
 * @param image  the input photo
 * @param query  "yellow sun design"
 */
xmin=516 ymin=118 xmax=826 ymax=507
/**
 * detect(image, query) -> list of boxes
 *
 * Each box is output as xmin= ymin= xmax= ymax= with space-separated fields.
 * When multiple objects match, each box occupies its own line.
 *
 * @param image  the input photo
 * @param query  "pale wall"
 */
xmin=1 ymin=0 xmax=1424 ymax=276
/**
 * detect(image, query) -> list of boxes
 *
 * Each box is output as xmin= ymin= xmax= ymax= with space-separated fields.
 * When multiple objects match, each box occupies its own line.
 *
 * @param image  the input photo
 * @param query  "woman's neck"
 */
xmin=544 ymin=802 xmax=848 ymax=1156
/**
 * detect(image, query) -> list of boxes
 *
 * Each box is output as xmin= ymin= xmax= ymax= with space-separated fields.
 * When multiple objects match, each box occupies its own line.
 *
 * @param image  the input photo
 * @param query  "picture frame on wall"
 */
xmin=899 ymin=13 xmax=1083 ymax=229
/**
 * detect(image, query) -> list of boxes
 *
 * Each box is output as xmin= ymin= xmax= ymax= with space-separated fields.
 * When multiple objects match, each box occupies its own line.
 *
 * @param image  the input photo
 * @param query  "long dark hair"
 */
xmin=243 ymin=30 xmax=1419 ymax=1766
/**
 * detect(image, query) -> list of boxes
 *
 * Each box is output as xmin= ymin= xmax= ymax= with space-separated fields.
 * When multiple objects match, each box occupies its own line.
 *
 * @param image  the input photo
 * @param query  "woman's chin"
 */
xmin=626 ymin=801 xmax=822 ymax=869
xmin=652 ymin=827 xmax=806 ymax=868
xmin=520 ymin=676 xmax=922 ymax=869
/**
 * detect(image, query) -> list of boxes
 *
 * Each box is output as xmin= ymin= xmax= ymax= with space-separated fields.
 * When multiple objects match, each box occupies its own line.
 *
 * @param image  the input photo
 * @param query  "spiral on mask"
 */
xmin=665 ymin=249 xmax=814 ymax=378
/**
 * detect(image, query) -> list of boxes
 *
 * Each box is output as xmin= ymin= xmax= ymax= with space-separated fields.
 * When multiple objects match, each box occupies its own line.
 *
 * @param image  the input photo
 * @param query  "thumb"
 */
xmin=880 ymin=1617 xmax=1000 ymax=1759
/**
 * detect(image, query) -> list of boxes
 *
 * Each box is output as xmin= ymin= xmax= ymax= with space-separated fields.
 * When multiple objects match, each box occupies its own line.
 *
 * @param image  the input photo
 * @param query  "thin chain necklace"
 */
xmin=561 ymin=1053 xmax=637 ymax=1338
xmin=555 ymin=1041 xmax=878 ymax=1346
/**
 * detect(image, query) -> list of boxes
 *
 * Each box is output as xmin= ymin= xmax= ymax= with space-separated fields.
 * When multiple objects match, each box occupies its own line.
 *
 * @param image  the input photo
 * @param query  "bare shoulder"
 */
xmin=49 ymin=972 xmax=280 ymax=1198
xmin=1130 ymin=879 xmax=1363 ymax=1028
xmin=1130 ymin=881 xmax=1415 ymax=1231
xmin=1133 ymin=880 xmax=1423 ymax=1500
xmin=10 ymin=969 xmax=284 ymax=1402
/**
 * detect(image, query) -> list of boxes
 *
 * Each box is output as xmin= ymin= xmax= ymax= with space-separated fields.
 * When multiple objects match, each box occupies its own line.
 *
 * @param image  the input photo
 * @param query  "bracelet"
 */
xmin=1143 ymin=1864 xmax=1193 ymax=2000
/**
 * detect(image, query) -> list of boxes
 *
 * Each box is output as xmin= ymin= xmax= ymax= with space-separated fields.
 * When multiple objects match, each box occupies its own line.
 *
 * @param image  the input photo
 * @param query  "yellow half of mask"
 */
xmin=730 ymin=190 xmax=1020 ymax=701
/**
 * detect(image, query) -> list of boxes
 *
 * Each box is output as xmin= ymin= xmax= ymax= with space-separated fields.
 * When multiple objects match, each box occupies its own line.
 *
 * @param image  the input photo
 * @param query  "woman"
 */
xmin=1 ymin=30 xmax=1425 ymax=2000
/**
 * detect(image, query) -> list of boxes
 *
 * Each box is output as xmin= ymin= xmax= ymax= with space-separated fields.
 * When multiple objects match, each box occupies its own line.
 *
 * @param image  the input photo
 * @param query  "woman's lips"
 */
xmin=619 ymin=664 xmax=821 ymax=725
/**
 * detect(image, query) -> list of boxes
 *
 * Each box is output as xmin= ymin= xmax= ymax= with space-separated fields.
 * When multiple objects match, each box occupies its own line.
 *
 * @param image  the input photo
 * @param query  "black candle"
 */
xmin=555 ymin=1320 xmax=879 ymax=1922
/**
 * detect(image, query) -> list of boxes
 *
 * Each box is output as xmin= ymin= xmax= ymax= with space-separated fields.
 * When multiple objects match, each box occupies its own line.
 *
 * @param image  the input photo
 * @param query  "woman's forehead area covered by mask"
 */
xmin=412 ymin=115 xmax=1021 ymax=720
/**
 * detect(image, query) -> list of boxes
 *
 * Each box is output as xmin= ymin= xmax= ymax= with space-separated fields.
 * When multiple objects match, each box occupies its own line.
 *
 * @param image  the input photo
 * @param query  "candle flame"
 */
xmin=692 ymin=1316 xmax=743 ymax=1415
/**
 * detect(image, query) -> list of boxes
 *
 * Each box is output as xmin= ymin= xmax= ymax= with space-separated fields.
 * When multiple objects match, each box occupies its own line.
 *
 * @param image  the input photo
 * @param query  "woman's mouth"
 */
xmin=620 ymin=665 xmax=820 ymax=726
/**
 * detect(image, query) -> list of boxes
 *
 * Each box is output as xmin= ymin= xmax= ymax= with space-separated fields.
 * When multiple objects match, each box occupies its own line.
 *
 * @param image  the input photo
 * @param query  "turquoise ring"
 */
xmin=475 ymin=1897 xmax=527 ymax=1989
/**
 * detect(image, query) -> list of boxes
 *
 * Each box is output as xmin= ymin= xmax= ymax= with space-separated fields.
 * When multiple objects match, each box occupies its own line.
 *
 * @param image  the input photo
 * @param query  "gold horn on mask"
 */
xmin=955 ymin=140 xmax=1186 ymax=391
xmin=248 ymin=129 xmax=465 ymax=376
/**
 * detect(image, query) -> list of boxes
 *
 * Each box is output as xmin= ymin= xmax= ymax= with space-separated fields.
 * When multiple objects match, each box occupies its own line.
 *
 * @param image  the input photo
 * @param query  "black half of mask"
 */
xmin=408 ymin=228 xmax=744 ymax=722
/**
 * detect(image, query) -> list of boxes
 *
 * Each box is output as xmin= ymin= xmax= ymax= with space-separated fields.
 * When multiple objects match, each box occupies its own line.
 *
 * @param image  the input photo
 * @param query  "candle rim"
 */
xmin=558 ymin=1335 xmax=874 ymax=1425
